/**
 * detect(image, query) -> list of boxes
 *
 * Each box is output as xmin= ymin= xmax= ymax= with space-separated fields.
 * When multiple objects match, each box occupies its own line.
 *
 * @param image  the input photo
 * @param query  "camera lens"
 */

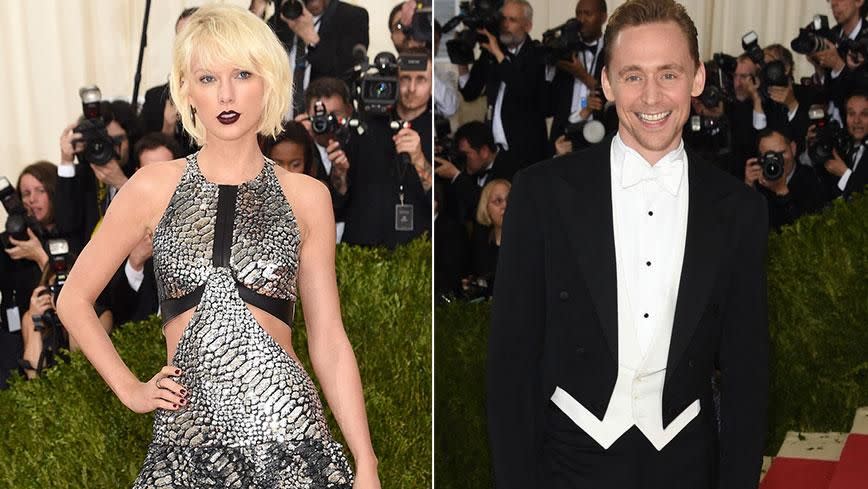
xmin=761 ymin=151 xmax=785 ymax=180
xmin=281 ymin=0 xmax=303 ymax=20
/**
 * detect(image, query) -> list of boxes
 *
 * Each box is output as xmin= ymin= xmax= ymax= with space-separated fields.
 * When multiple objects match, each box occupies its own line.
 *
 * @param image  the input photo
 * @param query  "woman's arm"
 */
xmin=57 ymin=163 xmax=185 ymax=413
xmin=291 ymin=176 xmax=378 ymax=480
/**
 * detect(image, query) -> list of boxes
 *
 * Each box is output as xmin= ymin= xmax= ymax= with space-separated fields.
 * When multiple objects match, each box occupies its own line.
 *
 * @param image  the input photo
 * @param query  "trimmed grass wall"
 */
xmin=0 ymin=238 xmax=431 ymax=488
xmin=435 ymin=194 xmax=867 ymax=489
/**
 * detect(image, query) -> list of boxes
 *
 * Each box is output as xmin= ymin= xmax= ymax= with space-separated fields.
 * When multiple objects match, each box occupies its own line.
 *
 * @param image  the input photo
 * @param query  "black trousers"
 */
xmin=544 ymin=403 xmax=717 ymax=489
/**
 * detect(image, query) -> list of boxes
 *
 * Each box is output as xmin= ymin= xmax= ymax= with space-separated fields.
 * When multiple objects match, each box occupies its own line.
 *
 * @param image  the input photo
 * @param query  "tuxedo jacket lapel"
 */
xmin=554 ymin=141 xmax=619 ymax=361
xmin=666 ymin=151 xmax=729 ymax=381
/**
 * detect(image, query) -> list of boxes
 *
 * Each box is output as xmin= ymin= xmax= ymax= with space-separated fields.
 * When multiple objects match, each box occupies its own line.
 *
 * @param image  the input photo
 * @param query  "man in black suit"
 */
xmin=807 ymin=0 xmax=868 ymax=110
xmin=548 ymin=0 xmax=609 ymax=155
xmin=434 ymin=121 xmax=519 ymax=224
xmin=487 ymin=1 xmax=768 ymax=488
xmin=252 ymin=0 xmax=369 ymax=117
xmin=340 ymin=51 xmax=433 ymax=248
xmin=744 ymin=128 xmax=825 ymax=231
xmin=819 ymin=88 xmax=868 ymax=199
xmin=456 ymin=0 xmax=550 ymax=169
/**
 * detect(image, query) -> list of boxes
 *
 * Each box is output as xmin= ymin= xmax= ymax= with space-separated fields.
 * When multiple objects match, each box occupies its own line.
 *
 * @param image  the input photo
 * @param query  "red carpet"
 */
xmin=760 ymin=457 xmax=837 ymax=489
xmin=828 ymin=434 xmax=868 ymax=489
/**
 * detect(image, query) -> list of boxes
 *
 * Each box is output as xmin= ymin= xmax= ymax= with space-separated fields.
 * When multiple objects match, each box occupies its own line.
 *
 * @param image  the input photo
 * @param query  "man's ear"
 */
xmin=691 ymin=62 xmax=706 ymax=98
xmin=601 ymin=66 xmax=614 ymax=101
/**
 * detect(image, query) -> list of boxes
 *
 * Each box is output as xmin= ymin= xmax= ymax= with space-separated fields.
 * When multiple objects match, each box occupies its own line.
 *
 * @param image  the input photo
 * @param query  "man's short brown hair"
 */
xmin=602 ymin=0 xmax=700 ymax=68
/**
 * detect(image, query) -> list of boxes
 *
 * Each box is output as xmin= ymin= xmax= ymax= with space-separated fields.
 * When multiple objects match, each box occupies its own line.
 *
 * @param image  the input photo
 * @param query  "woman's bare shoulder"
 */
xmin=118 ymin=158 xmax=189 ymax=228
xmin=273 ymin=166 xmax=333 ymax=235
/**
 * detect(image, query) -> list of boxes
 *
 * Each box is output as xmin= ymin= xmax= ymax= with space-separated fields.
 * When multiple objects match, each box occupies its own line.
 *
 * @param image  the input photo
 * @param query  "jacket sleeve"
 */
xmin=487 ymin=170 xmax=547 ymax=488
xmin=459 ymin=54 xmax=489 ymax=102
xmin=717 ymin=190 xmax=769 ymax=489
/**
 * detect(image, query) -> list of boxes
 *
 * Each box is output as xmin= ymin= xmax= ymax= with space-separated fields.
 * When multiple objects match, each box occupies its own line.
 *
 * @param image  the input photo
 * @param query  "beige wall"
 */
xmin=0 ymin=0 xmax=400 ymax=192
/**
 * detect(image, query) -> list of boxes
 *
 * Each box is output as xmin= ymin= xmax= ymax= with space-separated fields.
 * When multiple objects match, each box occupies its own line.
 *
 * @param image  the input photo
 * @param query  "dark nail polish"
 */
xmin=180 ymin=399 xmax=186 ymax=404
xmin=174 ymin=369 xmax=181 ymax=375
xmin=180 ymin=389 xmax=187 ymax=395
xmin=173 ymin=404 xmax=178 ymax=408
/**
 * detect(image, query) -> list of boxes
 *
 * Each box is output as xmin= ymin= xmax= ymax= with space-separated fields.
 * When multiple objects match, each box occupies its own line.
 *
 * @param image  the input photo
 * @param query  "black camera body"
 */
xmin=401 ymin=0 xmax=433 ymax=45
xmin=0 ymin=176 xmax=42 ymax=248
xmin=351 ymin=52 xmax=400 ymax=117
xmin=309 ymin=100 xmax=361 ymax=147
xmin=443 ymin=0 xmax=503 ymax=65
xmin=689 ymin=115 xmax=727 ymax=137
xmin=697 ymin=54 xmax=736 ymax=109
xmin=741 ymin=32 xmax=790 ymax=101
xmin=791 ymin=15 xmax=836 ymax=55
xmin=758 ymin=150 xmax=785 ymax=181
xmin=808 ymin=112 xmax=851 ymax=167
xmin=541 ymin=18 xmax=584 ymax=65
xmin=74 ymin=86 xmax=120 ymax=167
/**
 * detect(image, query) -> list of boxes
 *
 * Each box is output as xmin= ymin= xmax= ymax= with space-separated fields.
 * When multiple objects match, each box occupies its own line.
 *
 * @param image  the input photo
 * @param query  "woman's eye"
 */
xmin=237 ymin=71 xmax=252 ymax=79
xmin=199 ymin=75 xmax=215 ymax=83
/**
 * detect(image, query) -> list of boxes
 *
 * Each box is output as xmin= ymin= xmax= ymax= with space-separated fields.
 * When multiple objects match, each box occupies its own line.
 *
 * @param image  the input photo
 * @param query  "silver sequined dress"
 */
xmin=132 ymin=153 xmax=353 ymax=488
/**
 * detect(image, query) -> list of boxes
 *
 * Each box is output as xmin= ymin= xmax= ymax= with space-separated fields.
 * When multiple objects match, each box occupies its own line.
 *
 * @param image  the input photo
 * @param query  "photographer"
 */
xmin=456 ymin=0 xmax=550 ymax=169
xmin=341 ymin=50 xmax=433 ymax=248
xmin=105 ymin=133 xmax=182 ymax=328
xmin=19 ymin=257 xmax=112 ymax=379
xmin=806 ymin=1 xmax=868 ymax=109
xmin=138 ymin=7 xmax=198 ymax=156
xmin=809 ymin=88 xmax=868 ymax=200
xmin=435 ymin=121 xmax=519 ymax=224
xmin=1 ymin=162 xmax=63 ymax=386
xmin=294 ymin=77 xmax=358 ymax=241
xmin=251 ymin=0 xmax=369 ymax=117
xmin=389 ymin=2 xmax=427 ymax=52
xmin=726 ymin=54 xmax=764 ymax=175
xmin=548 ymin=0 xmax=609 ymax=155
xmin=463 ymin=178 xmax=510 ymax=300
xmin=56 ymin=99 xmax=140 ymax=251
xmin=753 ymin=45 xmax=818 ymax=152
xmin=745 ymin=128 xmax=824 ymax=231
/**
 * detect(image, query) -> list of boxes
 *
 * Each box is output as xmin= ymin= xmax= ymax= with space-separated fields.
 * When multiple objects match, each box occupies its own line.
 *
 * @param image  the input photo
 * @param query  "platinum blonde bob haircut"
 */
xmin=169 ymin=4 xmax=291 ymax=146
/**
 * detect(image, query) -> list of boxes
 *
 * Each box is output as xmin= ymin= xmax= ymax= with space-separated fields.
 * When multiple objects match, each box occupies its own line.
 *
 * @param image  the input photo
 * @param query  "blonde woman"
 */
xmin=57 ymin=5 xmax=378 ymax=487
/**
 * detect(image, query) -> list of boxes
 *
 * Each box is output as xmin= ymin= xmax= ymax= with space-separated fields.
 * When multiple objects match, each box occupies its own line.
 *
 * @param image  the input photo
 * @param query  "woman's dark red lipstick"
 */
xmin=217 ymin=111 xmax=240 ymax=125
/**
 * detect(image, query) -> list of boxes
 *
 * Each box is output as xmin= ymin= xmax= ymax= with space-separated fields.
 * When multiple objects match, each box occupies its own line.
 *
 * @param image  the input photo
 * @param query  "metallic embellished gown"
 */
xmin=132 ymin=153 xmax=353 ymax=488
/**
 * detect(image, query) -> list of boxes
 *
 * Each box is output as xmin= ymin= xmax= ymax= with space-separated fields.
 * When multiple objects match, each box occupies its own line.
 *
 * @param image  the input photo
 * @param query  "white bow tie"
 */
xmin=621 ymin=154 xmax=684 ymax=195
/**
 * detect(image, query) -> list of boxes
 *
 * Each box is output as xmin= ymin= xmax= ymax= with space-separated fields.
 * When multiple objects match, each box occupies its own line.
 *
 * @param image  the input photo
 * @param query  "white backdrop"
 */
xmin=0 ymin=0 xmax=400 ymax=188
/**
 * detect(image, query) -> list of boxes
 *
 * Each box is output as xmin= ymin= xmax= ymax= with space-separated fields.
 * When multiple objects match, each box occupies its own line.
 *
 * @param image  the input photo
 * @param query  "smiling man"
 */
xmin=487 ymin=1 xmax=769 ymax=488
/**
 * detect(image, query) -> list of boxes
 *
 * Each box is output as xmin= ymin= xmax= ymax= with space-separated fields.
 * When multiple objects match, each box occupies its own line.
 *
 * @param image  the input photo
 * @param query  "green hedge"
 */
xmin=435 ymin=194 xmax=868 ymax=489
xmin=0 ymin=238 xmax=431 ymax=489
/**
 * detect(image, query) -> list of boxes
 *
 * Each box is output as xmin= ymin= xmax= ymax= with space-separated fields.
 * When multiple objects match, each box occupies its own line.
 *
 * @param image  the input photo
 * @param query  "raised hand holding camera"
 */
xmin=280 ymin=1 xmax=320 ymax=45
xmin=5 ymin=228 xmax=48 ymax=267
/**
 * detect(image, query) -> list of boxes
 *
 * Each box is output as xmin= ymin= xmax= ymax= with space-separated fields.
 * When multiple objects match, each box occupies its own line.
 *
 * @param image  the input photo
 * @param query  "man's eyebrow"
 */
xmin=617 ymin=63 xmax=686 ymax=76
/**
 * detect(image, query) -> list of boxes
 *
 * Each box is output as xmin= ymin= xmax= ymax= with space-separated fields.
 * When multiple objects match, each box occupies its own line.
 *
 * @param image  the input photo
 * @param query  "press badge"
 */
xmin=395 ymin=204 xmax=414 ymax=231
xmin=6 ymin=306 xmax=21 ymax=333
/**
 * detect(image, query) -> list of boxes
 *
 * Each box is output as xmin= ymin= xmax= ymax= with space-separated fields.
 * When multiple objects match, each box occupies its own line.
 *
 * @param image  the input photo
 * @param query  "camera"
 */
xmin=308 ymin=100 xmax=362 ymax=146
xmin=790 ymin=15 xmax=835 ymax=55
xmin=699 ymin=56 xmax=735 ymax=109
xmin=442 ymin=0 xmax=503 ymax=65
xmin=837 ymin=37 xmax=868 ymax=61
xmin=758 ymin=151 xmax=785 ymax=181
xmin=0 ymin=176 xmax=42 ymax=248
xmin=31 ymin=239 xmax=72 ymax=376
xmin=540 ymin=18 xmax=583 ymax=65
xmin=401 ymin=0 xmax=433 ymax=45
xmin=741 ymin=32 xmax=789 ymax=99
xmin=74 ymin=86 xmax=121 ymax=166
xmin=280 ymin=0 xmax=304 ymax=20
xmin=807 ymin=106 xmax=851 ymax=167
xmin=689 ymin=115 xmax=727 ymax=138
xmin=348 ymin=51 xmax=400 ymax=116
xmin=563 ymin=120 xmax=605 ymax=149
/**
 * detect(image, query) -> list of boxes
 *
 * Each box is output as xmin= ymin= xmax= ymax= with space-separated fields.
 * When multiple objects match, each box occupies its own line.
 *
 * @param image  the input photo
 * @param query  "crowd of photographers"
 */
xmin=435 ymin=0 xmax=868 ymax=302
xmin=0 ymin=0 xmax=435 ymax=388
